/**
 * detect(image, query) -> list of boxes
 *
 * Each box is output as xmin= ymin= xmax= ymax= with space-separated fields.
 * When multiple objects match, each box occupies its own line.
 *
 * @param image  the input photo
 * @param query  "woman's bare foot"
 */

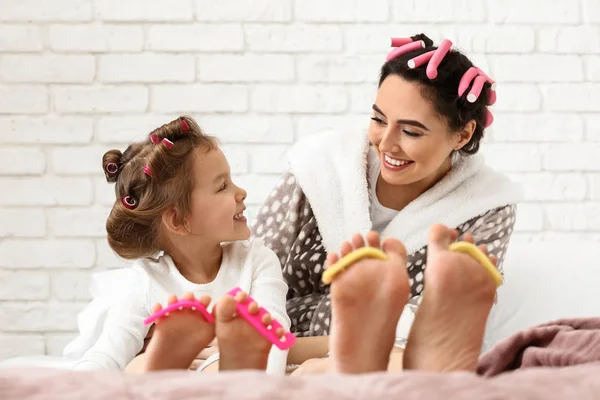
xmin=143 ymin=292 xmax=215 ymax=371
xmin=215 ymin=291 xmax=284 ymax=371
xmin=403 ymin=224 xmax=498 ymax=372
xmin=329 ymin=231 xmax=410 ymax=374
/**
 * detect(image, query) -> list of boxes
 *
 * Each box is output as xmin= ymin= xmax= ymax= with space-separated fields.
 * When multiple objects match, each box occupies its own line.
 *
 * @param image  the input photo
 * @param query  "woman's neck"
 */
xmin=165 ymin=239 xmax=223 ymax=285
xmin=376 ymin=157 xmax=452 ymax=211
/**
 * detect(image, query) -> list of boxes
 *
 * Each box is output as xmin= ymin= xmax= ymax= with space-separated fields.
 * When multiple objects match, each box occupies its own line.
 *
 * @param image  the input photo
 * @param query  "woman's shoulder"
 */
xmin=458 ymin=204 xmax=517 ymax=240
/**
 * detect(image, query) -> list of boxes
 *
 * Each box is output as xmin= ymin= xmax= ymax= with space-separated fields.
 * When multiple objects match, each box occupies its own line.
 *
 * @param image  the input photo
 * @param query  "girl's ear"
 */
xmin=161 ymin=207 xmax=187 ymax=236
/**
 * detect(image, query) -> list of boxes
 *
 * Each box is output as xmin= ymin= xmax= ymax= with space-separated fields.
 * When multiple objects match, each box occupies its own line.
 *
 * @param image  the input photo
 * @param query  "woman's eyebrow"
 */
xmin=372 ymin=104 xmax=429 ymax=131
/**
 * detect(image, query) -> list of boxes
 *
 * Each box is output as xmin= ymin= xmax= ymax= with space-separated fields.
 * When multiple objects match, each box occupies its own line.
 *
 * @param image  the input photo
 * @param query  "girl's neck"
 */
xmin=166 ymin=240 xmax=223 ymax=285
xmin=376 ymin=157 xmax=452 ymax=211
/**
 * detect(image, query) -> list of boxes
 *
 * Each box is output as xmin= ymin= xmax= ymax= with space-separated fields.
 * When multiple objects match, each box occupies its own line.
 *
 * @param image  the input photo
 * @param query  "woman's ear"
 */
xmin=161 ymin=207 xmax=187 ymax=236
xmin=453 ymin=120 xmax=476 ymax=150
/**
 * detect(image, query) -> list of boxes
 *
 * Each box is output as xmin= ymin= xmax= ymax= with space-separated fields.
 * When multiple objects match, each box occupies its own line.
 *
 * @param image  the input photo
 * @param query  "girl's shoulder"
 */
xmin=223 ymin=239 xmax=279 ymax=268
xmin=222 ymin=238 xmax=264 ymax=258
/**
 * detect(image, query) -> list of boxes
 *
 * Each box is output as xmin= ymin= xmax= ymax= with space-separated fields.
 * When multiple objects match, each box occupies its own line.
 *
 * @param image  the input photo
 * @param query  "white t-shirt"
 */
xmin=367 ymin=146 xmax=399 ymax=232
xmin=67 ymin=239 xmax=290 ymax=375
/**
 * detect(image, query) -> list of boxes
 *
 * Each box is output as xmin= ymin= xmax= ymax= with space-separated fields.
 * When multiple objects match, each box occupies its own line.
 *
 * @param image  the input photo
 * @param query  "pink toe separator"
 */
xmin=143 ymin=299 xmax=214 ymax=325
xmin=227 ymin=287 xmax=296 ymax=350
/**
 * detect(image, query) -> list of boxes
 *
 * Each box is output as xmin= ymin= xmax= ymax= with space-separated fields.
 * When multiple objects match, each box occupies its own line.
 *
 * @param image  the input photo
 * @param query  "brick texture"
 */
xmin=0 ymin=0 xmax=598 ymax=361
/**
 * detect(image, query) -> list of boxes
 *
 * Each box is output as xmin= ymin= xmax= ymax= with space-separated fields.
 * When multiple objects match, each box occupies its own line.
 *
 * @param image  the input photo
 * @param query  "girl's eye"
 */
xmin=219 ymin=183 xmax=228 ymax=192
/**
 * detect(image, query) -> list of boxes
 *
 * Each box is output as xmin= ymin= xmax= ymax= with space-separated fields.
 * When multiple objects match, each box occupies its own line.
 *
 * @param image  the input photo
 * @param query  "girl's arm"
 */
xmin=72 ymin=270 xmax=151 ymax=371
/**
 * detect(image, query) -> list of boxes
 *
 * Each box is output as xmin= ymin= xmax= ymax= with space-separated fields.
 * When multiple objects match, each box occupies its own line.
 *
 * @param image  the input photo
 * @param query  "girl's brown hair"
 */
xmin=102 ymin=115 xmax=218 ymax=260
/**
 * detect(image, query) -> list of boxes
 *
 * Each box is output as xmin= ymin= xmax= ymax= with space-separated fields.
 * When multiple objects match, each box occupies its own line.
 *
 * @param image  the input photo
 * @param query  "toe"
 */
xmin=261 ymin=314 xmax=272 ymax=326
xmin=234 ymin=291 xmax=248 ymax=303
xmin=152 ymin=303 xmax=163 ymax=313
xmin=489 ymin=254 xmax=498 ymax=267
xmin=382 ymin=237 xmax=408 ymax=262
xmin=428 ymin=224 xmax=455 ymax=253
xmin=198 ymin=295 xmax=211 ymax=307
xmin=478 ymin=244 xmax=489 ymax=257
xmin=365 ymin=231 xmax=381 ymax=248
xmin=215 ymin=295 xmax=238 ymax=323
xmin=351 ymin=233 xmax=365 ymax=249
xmin=248 ymin=302 xmax=259 ymax=315
xmin=326 ymin=252 xmax=340 ymax=268
xmin=462 ymin=232 xmax=475 ymax=244
xmin=275 ymin=327 xmax=285 ymax=338
xmin=182 ymin=292 xmax=195 ymax=301
xmin=339 ymin=241 xmax=353 ymax=257
xmin=167 ymin=294 xmax=178 ymax=305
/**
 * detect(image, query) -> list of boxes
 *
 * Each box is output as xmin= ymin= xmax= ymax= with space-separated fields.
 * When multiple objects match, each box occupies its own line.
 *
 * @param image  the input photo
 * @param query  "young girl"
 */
xmin=64 ymin=116 xmax=291 ymax=375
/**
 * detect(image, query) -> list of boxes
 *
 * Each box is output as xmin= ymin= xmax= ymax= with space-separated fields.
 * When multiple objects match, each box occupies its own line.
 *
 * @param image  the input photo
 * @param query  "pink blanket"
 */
xmin=2 ymin=364 xmax=599 ymax=400
xmin=478 ymin=318 xmax=600 ymax=376
xmin=2 ymin=318 xmax=600 ymax=399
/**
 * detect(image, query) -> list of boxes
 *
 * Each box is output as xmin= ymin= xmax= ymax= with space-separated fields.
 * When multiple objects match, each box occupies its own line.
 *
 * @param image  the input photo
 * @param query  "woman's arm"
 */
xmin=251 ymin=172 xmax=331 ymax=338
xmin=287 ymin=336 xmax=329 ymax=365
xmin=458 ymin=204 xmax=517 ymax=274
xmin=251 ymin=172 xmax=303 ymax=270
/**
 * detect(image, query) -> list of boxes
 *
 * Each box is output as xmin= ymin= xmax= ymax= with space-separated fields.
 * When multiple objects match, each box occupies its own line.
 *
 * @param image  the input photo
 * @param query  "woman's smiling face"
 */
xmin=368 ymin=74 xmax=473 ymax=187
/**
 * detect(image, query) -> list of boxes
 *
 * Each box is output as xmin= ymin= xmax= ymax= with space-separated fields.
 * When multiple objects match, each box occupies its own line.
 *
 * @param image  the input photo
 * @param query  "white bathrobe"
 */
xmin=252 ymin=129 xmax=523 ymax=344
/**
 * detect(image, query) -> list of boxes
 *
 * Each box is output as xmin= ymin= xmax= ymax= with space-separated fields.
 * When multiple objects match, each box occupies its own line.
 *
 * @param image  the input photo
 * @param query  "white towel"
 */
xmin=288 ymin=130 xmax=523 ymax=255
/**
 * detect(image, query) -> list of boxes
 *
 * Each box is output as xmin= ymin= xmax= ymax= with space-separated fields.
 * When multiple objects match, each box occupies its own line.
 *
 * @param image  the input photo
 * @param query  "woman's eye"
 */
xmin=403 ymin=130 xmax=423 ymax=137
xmin=370 ymin=117 xmax=386 ymax=125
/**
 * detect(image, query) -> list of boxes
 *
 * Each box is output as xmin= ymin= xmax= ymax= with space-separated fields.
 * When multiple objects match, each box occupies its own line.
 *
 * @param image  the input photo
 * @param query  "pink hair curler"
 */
xmin=426 ymin=39 xmax=452 ymax=80
xmin=105 ymin=162 xmax=118 ymax=174
xmin=390 ymin=37 xmax=413 ymax=47
xmin=149 ymin=133 xmax=160 ymax=145
xmin=458 ymin=67 xmax=479 ymax=97
xmin=467 ymin=75 xmax=486 ymax=103
xmin=180 ymin=119 xmax=189 ymax=132
xmin=143 ymin=299 xmax=214 ymax=326
xmin=407 ymin=50 xmax=435 ymax=69
xmin=386 ymin=40 xmax=425 ymax=62
xmin=226 ymin=287 xmax=296 ymax=350
xmin=122 ymin=196 xmax=136 ymax=209
xmin=143 ymin=165 xmax=152 ymax=176
xmin=483 ymin=109 xmax=494 ymax=128
xmin=476 ymin=67 xmax=497 ymax=91
xmin=487 ymin=89 xmax=497 ymax=106
xmin=161 ymin=138 xmax=174 ymax=149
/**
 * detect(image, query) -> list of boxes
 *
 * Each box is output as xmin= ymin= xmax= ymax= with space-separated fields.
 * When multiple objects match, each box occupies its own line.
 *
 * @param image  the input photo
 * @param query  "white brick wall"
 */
xmin=0 ymin=0 xmax=598 ymax=360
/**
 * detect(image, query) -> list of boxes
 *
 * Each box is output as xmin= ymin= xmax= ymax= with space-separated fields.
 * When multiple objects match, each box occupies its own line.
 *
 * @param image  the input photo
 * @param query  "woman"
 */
xmin=251 ymin=33 xmax=522 ymax=371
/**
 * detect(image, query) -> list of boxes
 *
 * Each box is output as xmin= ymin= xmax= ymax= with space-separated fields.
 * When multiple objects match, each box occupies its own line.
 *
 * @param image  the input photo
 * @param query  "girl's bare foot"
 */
xmin=329 ymin=231 xmax=410 ymax=374
xmin=403 ymin=224 xmax=498 ymax=372
xmin=143 ymin=292 xmax=215 ymax=371
xmin=215 ymin=291 xmax=284 ymax=371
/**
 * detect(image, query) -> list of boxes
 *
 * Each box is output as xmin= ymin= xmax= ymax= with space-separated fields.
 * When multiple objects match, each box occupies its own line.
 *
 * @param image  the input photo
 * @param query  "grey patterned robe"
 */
xmin=252 ymin=171 xmax=517 ymax=338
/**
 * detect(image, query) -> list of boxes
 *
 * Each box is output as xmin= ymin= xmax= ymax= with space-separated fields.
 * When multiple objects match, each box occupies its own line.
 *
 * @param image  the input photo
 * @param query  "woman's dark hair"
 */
xmin=379 ymin=33 xmax=492 ymax=155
